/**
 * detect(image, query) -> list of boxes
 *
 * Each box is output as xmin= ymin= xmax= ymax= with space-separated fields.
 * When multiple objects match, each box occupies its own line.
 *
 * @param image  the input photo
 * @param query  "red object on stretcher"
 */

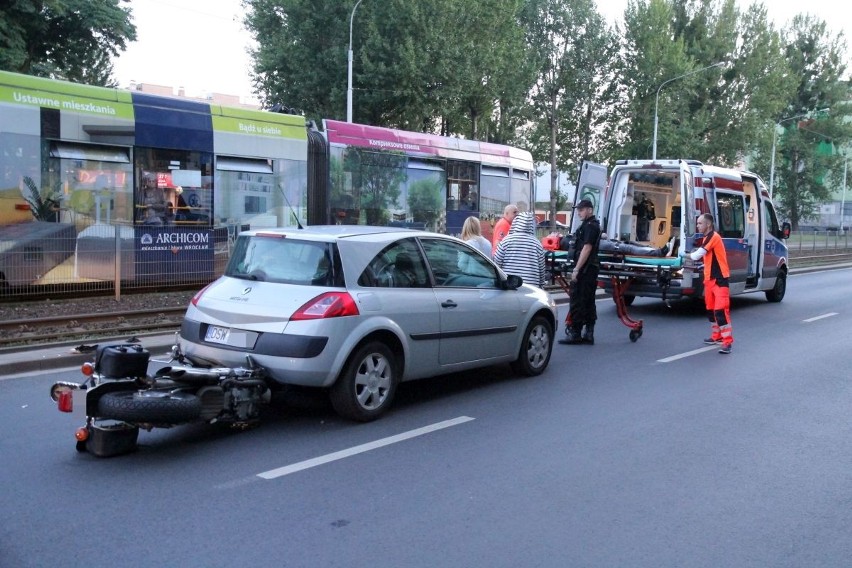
xmin=541 ymin=235 xmax=561 ymax=251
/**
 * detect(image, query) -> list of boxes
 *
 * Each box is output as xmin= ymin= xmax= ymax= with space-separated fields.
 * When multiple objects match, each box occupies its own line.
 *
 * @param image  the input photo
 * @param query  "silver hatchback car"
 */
xmin=179 ymin=226 xmax=557 ymax=421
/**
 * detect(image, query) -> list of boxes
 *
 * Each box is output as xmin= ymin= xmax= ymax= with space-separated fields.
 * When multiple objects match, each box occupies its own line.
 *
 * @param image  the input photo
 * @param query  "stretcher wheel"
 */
xmin=629 ymin=329 xmax=642 ymax=342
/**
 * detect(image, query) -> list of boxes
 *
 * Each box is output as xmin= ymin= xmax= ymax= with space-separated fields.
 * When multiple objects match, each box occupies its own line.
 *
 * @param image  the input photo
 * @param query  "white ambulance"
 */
xmin=572 ymin=160 xmax=791 ymax=303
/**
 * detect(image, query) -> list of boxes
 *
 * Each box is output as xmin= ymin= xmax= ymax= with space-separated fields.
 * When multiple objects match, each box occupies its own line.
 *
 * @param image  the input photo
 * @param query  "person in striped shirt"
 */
xmin=493 ymin=211 xmax=546 ymax=288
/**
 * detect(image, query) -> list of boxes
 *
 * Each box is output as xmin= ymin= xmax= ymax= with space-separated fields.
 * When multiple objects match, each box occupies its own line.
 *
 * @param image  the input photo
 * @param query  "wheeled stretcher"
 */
xmin=545 ymin=250 xmax=684 ymax=342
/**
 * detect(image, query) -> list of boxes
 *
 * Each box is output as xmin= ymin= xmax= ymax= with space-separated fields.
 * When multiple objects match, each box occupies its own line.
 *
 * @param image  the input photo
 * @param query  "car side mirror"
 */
xmin=503 ymin=274 xmax=523 ymax=290
xmin=781 ymin=222 xmax=791 ymax=240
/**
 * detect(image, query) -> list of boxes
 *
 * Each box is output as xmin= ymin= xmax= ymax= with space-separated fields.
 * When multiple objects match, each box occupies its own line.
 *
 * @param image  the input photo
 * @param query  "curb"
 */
xmin=0 ymin=333 xmax=179 ymax=379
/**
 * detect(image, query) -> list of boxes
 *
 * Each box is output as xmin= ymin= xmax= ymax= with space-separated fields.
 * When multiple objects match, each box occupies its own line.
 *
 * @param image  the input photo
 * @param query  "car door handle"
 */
xmin=441 ymin=300 xmax=458 ymax=308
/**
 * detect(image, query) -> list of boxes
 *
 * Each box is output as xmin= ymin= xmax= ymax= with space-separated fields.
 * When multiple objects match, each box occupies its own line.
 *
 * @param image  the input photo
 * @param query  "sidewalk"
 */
xmin=0 ymin=332 xmax=179 ymax=378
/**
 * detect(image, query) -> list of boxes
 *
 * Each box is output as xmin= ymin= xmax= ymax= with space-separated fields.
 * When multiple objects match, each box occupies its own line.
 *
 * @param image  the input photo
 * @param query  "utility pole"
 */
xmin=346 ymin=0 xmax=364 ymax=123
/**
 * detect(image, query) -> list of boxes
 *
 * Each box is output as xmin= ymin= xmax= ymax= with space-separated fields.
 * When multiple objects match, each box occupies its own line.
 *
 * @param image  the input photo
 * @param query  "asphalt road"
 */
xmin=2 ymin=267 xmax=851 ymax=567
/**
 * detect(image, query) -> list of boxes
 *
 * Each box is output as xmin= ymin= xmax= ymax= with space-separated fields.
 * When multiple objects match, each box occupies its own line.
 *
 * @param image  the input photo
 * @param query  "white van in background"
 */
xmin=573 ymin=160 xmax=791 ymax=303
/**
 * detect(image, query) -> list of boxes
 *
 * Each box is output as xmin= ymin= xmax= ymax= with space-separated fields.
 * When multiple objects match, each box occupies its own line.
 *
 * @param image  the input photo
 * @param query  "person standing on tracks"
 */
xmin=689 ymin=213 xmax=733 ymax=354
xmin=491 ymin=204 xmax=519 ymax=256
xmin=559 ymin=199 xmax=601 ymax=345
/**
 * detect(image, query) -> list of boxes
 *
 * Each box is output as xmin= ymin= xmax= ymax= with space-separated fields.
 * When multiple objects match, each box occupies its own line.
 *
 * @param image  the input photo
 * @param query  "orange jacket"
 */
xmin=697 ymin=230 xmax=730 ymax=284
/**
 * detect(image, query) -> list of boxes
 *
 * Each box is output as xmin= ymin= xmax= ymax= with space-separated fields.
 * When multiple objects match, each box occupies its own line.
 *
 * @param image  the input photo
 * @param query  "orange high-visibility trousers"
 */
xmin=704 ymin=279 xmax=732 ymax=347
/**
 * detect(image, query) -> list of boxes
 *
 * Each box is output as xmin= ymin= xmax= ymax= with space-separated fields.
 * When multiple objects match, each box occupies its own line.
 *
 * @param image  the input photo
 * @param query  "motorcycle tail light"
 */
xmin=57 ymin=390 xmax=73 ymax=413
xmin=81 ymin=362 xmax=94 ymax=376
xmin=75 ymin=427 xmax=89 ymax=442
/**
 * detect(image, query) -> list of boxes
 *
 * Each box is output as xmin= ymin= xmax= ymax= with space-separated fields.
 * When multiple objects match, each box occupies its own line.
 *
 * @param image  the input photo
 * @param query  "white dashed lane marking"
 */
xmin=257 ymin=416 xmax=476 ymax=480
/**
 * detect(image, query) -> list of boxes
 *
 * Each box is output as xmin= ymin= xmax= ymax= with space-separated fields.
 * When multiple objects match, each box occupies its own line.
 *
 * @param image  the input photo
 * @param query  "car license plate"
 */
xmin=205 ymin=325 xmax=231 ymax=344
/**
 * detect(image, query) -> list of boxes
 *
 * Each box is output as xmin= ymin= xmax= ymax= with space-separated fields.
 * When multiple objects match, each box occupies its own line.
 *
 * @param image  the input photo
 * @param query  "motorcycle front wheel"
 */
xmin=98 ymin=390 xmax=202 ymax=424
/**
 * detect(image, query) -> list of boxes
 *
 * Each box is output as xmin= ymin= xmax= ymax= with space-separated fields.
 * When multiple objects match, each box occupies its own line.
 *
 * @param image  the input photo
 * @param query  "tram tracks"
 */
xmin=0 ymin=307 xmax=186 ymax=348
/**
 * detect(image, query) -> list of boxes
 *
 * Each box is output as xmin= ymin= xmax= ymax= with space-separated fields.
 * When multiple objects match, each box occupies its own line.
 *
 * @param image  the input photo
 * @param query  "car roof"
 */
xmin=241 ymin=225 xmax=429 ymax=242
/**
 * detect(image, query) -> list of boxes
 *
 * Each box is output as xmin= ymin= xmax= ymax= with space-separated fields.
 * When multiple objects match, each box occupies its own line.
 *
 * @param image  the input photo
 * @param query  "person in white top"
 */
xmin=460 ymin=216 xmax=492 ymax=257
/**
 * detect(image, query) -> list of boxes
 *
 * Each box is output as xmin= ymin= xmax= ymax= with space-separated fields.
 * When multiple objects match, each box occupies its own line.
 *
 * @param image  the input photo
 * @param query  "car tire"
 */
xmin=330 ymin=342 xmax=399 ymax=422
xmin=97 ymin=390 xmax=202 ymax=424
xmin=511 ymin=315 xmax=553 ymax=377
xmin=765 ymin=271 xmax=786 ymax=302
xmin=621 ymin=294 xmax=635 ymax=306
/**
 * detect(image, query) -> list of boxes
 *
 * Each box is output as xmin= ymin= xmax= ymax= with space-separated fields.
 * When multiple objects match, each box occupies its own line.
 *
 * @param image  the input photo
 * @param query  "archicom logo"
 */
xmin=138 ymin=230 xmax=210 ymax=252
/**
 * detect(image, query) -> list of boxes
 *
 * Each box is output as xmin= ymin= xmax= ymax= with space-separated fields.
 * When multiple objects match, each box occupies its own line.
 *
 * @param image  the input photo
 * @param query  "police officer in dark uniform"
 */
xmin=559 ymin=199 xmax=601 ymax=345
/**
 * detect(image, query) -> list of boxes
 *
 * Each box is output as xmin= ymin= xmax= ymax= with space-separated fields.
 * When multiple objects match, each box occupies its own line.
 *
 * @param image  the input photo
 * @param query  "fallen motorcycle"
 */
xmin=50 ymin=340 xmax=270 ymax=457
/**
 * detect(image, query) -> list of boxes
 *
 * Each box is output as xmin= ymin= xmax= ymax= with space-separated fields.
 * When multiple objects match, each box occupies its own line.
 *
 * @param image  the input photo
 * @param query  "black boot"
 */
xmin=581 ymin=323 xmax=595 ymax=345
xmin=559 ymin=325 xmax=584 ymax=345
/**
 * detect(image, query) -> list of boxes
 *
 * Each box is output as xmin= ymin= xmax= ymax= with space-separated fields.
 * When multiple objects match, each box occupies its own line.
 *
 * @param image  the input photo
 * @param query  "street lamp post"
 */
xmin=768 ymin=108 xmax=830 ymax=198
xmin=346 ymin=0 xmax=364 ymax=123
xmin=841 ymin=153 xmax=848 ymax=233
xmin=652 ymin=61 xmax=725 ymax=161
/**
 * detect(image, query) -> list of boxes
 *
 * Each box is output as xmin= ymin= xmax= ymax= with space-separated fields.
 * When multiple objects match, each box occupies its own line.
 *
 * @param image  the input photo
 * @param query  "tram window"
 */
xmin=135 ymin=148 xmax=212 ymax=226
xmin=481 ymin=167 xmax=510 ymax=218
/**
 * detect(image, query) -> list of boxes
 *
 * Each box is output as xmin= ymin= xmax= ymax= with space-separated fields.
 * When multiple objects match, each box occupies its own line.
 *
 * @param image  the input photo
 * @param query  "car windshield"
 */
xmin=225 ymin=235 xmax=343 ymax=286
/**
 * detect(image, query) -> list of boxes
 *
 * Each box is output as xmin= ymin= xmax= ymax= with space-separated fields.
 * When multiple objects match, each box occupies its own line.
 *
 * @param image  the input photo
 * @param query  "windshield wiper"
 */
xmin=231 ymin=273 xmax=259 ymax=281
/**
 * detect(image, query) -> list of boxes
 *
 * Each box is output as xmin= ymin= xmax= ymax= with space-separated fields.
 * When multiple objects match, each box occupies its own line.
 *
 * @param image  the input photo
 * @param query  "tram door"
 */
xmin=445 ymin=160 xmax=479 ymax=235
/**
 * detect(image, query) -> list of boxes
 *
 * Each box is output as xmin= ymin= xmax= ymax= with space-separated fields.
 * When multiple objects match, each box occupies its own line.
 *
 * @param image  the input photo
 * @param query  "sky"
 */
xmin=113 ymin=0 xmax=851 ymax=104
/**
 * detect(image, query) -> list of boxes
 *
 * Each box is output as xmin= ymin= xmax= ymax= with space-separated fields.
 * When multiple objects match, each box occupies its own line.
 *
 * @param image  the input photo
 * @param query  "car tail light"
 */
xmin=191 ymin=283 xmax=213 ymax=306
xmin=291 ymin=292 xmax=359 ymax=320
xmin=75 ymin=427 xmax=89 ymax=442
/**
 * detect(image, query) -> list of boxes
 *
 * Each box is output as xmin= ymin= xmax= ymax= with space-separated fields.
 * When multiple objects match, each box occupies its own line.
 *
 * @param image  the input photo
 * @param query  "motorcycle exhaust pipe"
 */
xmin=157 ymin=366 xmax=231 ymax=384
xmin=156 ymin=366 xmax=265 ymax=385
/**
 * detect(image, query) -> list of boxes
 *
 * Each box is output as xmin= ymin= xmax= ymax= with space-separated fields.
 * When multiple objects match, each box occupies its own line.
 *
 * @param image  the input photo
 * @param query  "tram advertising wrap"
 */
xmin=0 ymin=69 xmax=534 ymax=297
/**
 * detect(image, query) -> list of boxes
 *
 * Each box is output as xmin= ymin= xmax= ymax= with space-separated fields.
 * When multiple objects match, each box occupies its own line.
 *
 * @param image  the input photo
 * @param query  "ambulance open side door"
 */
xmin=678 ymin=160 xmax=697 ymax=252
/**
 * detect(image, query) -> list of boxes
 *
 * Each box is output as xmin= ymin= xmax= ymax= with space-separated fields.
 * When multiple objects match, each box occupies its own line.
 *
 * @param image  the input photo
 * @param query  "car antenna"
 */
xmin=277 ymin=183 xmax=304 ymax=229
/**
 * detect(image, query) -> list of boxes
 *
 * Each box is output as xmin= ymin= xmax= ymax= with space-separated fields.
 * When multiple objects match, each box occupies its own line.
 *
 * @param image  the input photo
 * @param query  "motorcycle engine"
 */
xmin=226 ymin=384 xmax=269 ymax=422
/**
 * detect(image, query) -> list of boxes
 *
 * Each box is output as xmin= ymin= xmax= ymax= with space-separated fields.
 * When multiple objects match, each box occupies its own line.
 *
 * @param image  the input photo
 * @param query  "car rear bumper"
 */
xmin=179 ymin=318 xmax=336 ymax=386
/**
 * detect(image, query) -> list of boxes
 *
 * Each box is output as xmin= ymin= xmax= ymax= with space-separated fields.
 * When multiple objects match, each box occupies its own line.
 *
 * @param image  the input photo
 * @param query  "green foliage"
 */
xmin=0 ymin=0 xmax=136 ymax=85
xmin=521 ymin=0 xmax=619 ymax=225
xmin=21 ymin=176 xmax=60 ymax=222
xmin=244 ymin=0 xmax=534 ymax=142
xmin=769 ymin=15 xmax=851 ymax=229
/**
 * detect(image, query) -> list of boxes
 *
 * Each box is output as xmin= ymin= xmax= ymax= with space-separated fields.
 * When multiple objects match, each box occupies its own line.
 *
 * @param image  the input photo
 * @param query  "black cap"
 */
xmin=573 ymin=199 xmax=593 ymax=209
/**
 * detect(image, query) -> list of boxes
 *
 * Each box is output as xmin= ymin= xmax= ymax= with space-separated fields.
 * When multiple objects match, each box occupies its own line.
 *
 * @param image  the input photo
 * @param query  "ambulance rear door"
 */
xmin=571 ymin=161 xmax=608 ymax=232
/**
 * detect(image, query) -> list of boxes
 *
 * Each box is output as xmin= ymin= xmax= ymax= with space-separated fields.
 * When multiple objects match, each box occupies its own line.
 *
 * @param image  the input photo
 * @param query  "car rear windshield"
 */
xmin=225 ymin=235 xmax=344 ymax=286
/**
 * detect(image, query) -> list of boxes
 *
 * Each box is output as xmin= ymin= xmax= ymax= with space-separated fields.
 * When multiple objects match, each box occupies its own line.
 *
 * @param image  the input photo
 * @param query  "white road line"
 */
xmin=658 ymin=345 xmax=719 ymax=363
xmin=803 ymin=312 xmax=838 ymax=323
xmin=257 ymin=416 xmax=476 ymax=480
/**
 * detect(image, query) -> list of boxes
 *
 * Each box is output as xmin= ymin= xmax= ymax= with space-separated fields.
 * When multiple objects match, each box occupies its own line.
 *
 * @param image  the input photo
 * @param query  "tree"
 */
xmin=0 ymin=0 xmax=136 ymax=86
xmin=619 ymin=0 xmax=795 ymax=165
xmin=245 ymin=0 xmax=532 ymax=142
xmin=245 ymin=0 xmax=348 ymax=119
xmin=771 ymin=15 xmax=851 ymax=229
xmin=521 ymin=0 xmax=619 ymax=225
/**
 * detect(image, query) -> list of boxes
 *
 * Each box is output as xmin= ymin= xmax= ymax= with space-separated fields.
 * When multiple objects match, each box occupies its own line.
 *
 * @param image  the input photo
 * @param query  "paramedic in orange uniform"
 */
xmin=689 ymin=213 xmax=733 ymax=354
xmin=491 ymin=204 xmax=518 ymax=256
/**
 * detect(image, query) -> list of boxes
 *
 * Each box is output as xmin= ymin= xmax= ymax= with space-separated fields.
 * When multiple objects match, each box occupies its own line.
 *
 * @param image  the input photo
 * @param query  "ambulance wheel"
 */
xmin=76 ymin=440 xmax=87 ymax=452
xmin=629 ymin=329 xmax=642 ymax=342
xmin=765 ymin=271 xmax=786 ymax=303
xmin=622 ymin=294 xmax=635 ymax=306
